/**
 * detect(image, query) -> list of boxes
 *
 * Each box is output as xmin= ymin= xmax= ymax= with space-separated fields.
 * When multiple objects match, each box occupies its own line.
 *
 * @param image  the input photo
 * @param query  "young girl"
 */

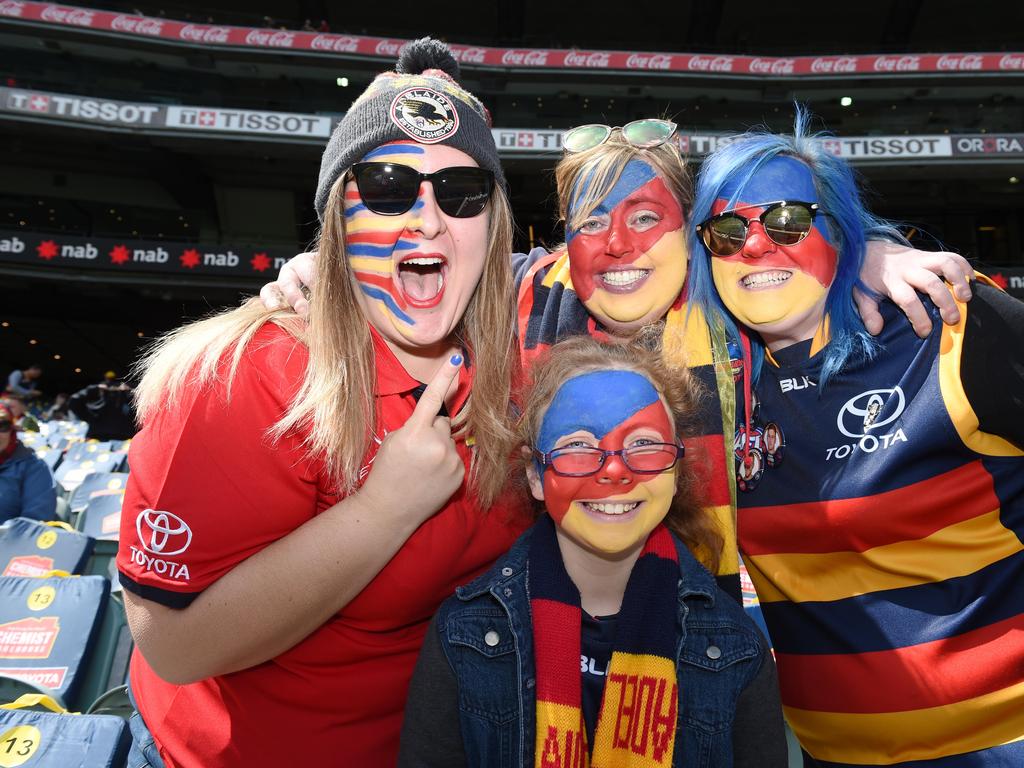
xmin=398 ymin=337 xmax=786 ymax=767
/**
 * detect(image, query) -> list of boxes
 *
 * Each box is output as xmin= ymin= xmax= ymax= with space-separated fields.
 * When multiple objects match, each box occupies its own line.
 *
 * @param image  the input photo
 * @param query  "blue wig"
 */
xmin=687 ymin=107 xmax=905 ymax=387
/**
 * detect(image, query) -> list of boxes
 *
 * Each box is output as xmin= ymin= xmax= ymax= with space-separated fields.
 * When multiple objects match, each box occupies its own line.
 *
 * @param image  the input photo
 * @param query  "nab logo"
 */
xmin=136 ymin=509 xmax=193 ymax=556
xmin=780 ymin=376 xmax=815 ymax=393
xmin=837 ymin=387 xmax=906 ymax=438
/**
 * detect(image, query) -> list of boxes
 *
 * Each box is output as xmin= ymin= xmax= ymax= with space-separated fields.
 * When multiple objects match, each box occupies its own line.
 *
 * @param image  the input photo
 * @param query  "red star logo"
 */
xmin=180 ymin=248 xmax=201 ymax=269
xmin=250 ymin=252 xmax=271 ymax=272
xmin=36 ymin=240 xmax=58 ymax=260
xmin=109 ymin=245 xmax=130 ymax=265
xmin=990 ymin=272 xmax=1009 ymax=290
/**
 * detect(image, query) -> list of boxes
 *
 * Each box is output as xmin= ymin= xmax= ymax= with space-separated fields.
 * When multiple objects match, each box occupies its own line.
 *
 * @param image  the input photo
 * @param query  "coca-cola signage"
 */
xmin=1 ymin=2 xmax=1021 ymax=78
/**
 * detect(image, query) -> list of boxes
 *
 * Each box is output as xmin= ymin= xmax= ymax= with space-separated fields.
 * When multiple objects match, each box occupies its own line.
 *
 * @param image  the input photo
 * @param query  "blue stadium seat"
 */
xmin=67 ymin=473 xmax=129 ymax=519
xmin=64 ymin=442 xmax=117 ymax=463
xmin=0 ymin=519 xmax=94 ymax=577
xmin=54 ymin=455 xmax=125 ymax=494
xmin=32 ymin=448 xmax=63 ymax=473
xmin=0 ymin=575 xmax=109 ymax=708
xmin=0 ymin=693 xmax=130 ymax=767
xmin=77 ymin=494 xmax=124 ymax=542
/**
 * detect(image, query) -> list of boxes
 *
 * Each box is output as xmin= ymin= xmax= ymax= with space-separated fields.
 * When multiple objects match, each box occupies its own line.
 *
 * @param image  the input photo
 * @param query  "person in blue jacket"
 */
xmin=0 ymin=402 xmax=57 ymax=523
xmin=398 ymin=336 xmax=785 ymax=768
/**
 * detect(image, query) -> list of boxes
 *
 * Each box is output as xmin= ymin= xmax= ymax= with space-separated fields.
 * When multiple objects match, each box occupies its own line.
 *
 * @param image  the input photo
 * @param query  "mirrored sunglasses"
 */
xmin=696 ymin=200 xmax=821 ymax=257
xmin=562 ymin=119 xmax=678 ymax=154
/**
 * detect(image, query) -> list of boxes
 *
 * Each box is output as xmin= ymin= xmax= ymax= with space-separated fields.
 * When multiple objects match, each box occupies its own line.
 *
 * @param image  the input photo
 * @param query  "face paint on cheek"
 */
xmin=345 ymin=143 xmax=426 ymax=330
xmin=535 ymin=371 xmax=678 ymax=554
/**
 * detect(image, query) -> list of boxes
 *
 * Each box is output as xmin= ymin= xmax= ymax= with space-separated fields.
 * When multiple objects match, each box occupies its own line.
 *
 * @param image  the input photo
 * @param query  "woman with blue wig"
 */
xmin=689 ymin=110 xmax=1024 ymax=767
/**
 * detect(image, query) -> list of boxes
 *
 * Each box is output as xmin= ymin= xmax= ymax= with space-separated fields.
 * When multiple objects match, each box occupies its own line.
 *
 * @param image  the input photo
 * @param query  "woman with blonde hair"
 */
xmin=116 ymin=39 xmax=529 ymax=768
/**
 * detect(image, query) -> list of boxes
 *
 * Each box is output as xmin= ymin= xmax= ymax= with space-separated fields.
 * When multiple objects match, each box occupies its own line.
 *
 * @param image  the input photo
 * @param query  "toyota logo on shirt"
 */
xmin=136 ymin=509 xmax=193 ymax=556
xmin=836 ymin=387 xmax=906 ymax=438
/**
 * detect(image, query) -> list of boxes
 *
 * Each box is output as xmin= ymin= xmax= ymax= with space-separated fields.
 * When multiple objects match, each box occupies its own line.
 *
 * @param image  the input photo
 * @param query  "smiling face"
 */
xmin=566 ymin=159 xmax=687 ymax=337
xmin=528 ymin=369 xmax=678 ymax=557
xmin=708 ymin=156 xmax=838 ymax=349
xmin=344 ymin=141 xmax=490 ymax=351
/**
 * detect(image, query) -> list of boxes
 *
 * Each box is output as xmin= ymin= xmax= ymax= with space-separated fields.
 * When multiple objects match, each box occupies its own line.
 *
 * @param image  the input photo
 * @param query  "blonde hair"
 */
xmin=554 ymin=132 xmax=692 ymax=238
xmin=511 ymin=335 xmax=723 ymax=573
xmin=134 ymin=173 xmax=517 ymax=507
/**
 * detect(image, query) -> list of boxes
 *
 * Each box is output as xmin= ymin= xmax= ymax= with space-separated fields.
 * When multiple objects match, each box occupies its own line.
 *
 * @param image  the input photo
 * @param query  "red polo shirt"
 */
xmin=118 ymin=322 xmax=527 ymax=767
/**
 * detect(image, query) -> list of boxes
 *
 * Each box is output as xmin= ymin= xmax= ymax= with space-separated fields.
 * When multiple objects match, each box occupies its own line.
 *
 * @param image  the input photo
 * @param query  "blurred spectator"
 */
xmin=42 ymin=393 xmax=73 ymax=422
xmin=6 ymin=364 xmax=42 ymax=399
xmin=0 ymin=402 xmax=57 ymax=523
xmin=68 ymin=373 xmax=137 ymax=441
xmin=2 ymin=395 xmax=39 ymax=433
xmin=302 ymin=18 xmax=314 ymax=31
xmin=318 ymin=18 xmax=330 ymax=32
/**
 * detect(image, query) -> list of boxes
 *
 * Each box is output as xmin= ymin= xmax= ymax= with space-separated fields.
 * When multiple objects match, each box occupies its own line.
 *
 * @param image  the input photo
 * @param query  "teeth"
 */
xmin=583 ymin=501 xmax=640 ymax=515
xmin=601 ymin=269 xmax=649 ymax=287
xmin=741 ymin=270 xmax=791 ymax=288
xmin=402 ymin=257 xmax=444 ymax=266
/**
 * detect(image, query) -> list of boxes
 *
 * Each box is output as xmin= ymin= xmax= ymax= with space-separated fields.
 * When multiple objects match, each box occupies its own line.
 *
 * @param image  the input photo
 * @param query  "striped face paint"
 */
xmin=536 ymin=370 xmax=677 ymax=555
xmin=566 ymin=159 xmax=687 ymax=332
xmin=710 ymin=156 xmax=838 ymax=347
xmin=344 ymin=141 xmax=489 ymax=349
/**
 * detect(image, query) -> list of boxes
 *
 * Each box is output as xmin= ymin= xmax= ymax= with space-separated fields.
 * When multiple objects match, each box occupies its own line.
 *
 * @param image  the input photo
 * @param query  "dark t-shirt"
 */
xmin=581 ymin=611 xmax=617 ymax=751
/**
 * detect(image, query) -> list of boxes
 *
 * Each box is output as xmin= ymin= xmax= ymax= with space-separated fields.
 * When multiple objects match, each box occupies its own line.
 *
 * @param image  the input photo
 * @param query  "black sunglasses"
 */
xmin=0 ymin=420 xmax=12 ymax=433
xmin=696 ymin=200 xmax=822 ymax=257
xmin=350 ymin=162 xmax=494 ymax=219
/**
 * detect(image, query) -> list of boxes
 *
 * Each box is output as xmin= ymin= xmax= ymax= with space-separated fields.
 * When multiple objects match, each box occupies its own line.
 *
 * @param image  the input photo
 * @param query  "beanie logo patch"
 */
xmin=390 ymin=87 xmax=459 ymax=144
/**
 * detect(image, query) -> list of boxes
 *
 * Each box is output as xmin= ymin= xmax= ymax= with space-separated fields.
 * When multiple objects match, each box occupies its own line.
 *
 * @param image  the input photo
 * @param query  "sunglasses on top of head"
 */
xmin=350 ymin=162 xmax=494 ymax=219
xmin=562 ymin=119 xmax=678 ymax=154
xmin=696 ymin=200 xmax=822 ymax=257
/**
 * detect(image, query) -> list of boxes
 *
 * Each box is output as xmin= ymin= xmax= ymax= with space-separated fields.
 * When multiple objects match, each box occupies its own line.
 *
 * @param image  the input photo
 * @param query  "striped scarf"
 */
xmin=516 ymin=249 xmax=740 ymax=600
xmin=530 ymin=515 xmax=680 ymax=768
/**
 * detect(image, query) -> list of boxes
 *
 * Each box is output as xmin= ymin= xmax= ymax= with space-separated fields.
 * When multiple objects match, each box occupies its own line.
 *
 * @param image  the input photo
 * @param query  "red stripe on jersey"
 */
xmin=776 ymin=611 xmax=1024 ymax=713
xmin=740 ymin=461 xmax=998 ymax=555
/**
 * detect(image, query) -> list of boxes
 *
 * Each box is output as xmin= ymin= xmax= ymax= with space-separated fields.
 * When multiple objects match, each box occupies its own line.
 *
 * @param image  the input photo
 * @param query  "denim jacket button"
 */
xmin=706 ymin=644 xmax=722 ymax=660
xmin=503 ymin=588 xmax=513 ymax=597
xmin=501 ymin=567 xmax=514 ymax=577
xmin=484 ymin=630 xmax=501 ymax=647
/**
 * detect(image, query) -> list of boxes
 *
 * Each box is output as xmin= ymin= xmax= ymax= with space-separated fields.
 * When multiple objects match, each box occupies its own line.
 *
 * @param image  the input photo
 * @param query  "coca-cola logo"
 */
xmin=110 ymin=14 xmax=163 ymax=35
xmin=375 ymin=39 xmax=404 ymax=57
xmin=40 ymin=5 xmax=94 ymax=25
xmin=0 ymin=1 xmax=25 ymax=18
xmin=873 ymin=55 xmax=921 ymax=72
xmin=625 ymin=53 xmax=672 ymax=70
xmin=563 ymin=50 xmax=611 ymax=68
xmin=244 ymin=29 xmax=295 ymax=47
xmin=810 ymin=56 xmax=858 ymax=74
xmin=937 ymin=54 xmax=983 ymax=71
xmin=998 ymin=53 xmax=1024 ymax=70
xmin=749 ymin=57 xmax=795 ymax=75
xmin=310 ymin=34 xmax=360 ymax=53
xmin=501 ymin=49 xmax=549 ymax=66
xmin=452 ymin=47 xmax=486 ymax=64
xmin=179 ymin=24 xmax=230 ymax=43
xmin=687 ymin=55 xmax=734 ymax=72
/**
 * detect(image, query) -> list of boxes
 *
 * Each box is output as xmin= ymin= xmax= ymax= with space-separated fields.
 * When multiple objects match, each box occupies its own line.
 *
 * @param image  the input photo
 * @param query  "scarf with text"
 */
xmin=530 ymin=515 xmax=680 ymax=768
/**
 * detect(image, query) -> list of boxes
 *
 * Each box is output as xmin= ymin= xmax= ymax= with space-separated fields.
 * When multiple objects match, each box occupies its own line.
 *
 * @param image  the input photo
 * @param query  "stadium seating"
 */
xmin=0 ymin=693 xmax=131 ymax=767
xmin=0 ymin=519 xmax=94 ymax=577
xmin=67 ymin=473 xmax=129 ymax=519
xmin=54 ymin=454 xmax=127 ymax=494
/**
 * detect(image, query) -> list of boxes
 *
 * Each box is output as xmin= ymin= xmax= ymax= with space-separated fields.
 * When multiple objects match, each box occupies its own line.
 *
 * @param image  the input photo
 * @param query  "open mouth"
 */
xmin=580 ymin=500 xmax=641 ymax=518
xmin=397 ymin=253 xmax=447 ymax=308
xmin=740 ymin=270 xmax=791 ymax=290
xmin=598 ymin=268 xmax=651 ymax=294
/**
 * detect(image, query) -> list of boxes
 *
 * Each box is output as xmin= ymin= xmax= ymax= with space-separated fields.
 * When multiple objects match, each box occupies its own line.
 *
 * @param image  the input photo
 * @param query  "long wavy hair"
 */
xmin=510 ymin=335 xmax=723 ymax=573
xmin=687 ymin=108 xmax=905 ymax=386
xmin=134 ymin=172 xmax=518 ymax=507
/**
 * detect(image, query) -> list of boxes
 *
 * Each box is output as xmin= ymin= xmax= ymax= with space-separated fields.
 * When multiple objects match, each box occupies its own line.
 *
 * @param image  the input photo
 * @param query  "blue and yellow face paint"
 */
xmin=536 ymin=370 xmax=678 ymax=555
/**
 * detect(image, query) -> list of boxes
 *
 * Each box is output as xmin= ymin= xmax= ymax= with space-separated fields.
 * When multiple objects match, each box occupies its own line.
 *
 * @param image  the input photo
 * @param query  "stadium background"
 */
xmin=1 ymin=0 xmax=1022 ymax=393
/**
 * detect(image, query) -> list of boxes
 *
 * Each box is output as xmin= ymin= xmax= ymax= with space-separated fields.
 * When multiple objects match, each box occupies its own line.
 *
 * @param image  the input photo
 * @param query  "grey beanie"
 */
xmin=315 ymin=37 xmax=505 ymax=222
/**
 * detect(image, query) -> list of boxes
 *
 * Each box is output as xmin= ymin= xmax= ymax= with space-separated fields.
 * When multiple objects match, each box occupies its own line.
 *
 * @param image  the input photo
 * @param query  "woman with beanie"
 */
xmin=117 ymin=39 xmax=529 ymax=767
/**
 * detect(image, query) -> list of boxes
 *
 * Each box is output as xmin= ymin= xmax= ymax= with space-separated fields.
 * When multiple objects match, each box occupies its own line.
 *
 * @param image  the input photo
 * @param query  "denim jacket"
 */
xmin=424 ymin=522 xmax=776 ymax=768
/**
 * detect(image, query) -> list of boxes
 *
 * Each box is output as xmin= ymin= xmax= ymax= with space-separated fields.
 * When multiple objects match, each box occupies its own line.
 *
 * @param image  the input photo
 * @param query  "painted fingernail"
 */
xmin=450 ymin=354 xmax=463 ymax=366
